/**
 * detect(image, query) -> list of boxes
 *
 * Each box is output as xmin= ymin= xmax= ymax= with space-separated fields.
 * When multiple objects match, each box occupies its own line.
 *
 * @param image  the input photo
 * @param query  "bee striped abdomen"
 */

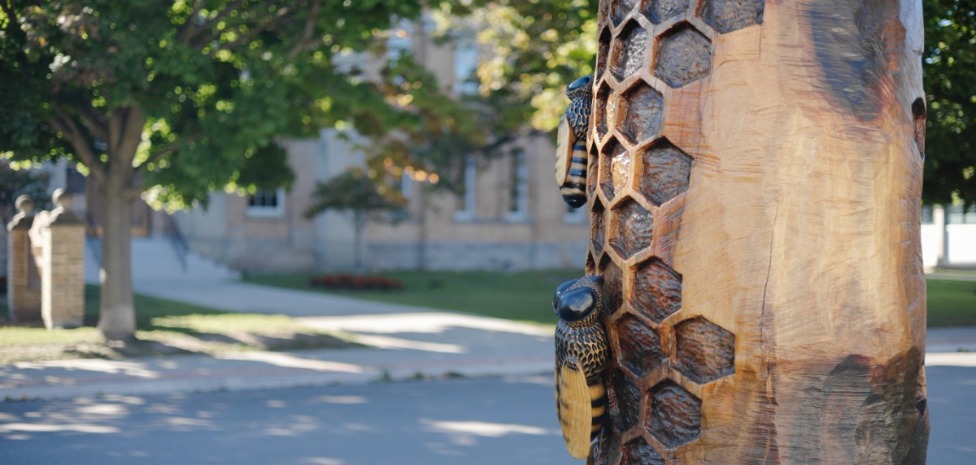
xmin=559 ymin=149 xmax=589 ymax=208
xmin=589 ymin=382 xmax=607 ymax=438
xmin=555 ymin=75 xmax=594 ymax=209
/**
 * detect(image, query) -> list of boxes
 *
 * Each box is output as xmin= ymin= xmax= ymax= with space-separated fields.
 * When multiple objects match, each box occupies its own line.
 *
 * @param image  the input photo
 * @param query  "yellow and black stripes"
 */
xmin=553 ymin=276 xmax=608 ymax=459
xmin=555 ymin=75 xmax=594 ymax=209
xmin=560 ymin=146 xmax=589 ymax=208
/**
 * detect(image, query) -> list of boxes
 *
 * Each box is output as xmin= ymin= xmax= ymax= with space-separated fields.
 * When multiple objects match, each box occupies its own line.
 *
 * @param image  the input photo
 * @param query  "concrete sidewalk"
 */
xmin=4 ymin=271 xmax=976 ymax=401
xmin=3 ymin=274 xmax=557 ymax=400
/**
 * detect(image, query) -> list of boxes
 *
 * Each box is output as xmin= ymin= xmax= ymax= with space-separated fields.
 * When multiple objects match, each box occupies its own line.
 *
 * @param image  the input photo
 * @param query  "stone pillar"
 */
xmin=6 ymin=195 xmax=42 ymax=322
xmin=40 ymin=189 xmax=85 ymax=329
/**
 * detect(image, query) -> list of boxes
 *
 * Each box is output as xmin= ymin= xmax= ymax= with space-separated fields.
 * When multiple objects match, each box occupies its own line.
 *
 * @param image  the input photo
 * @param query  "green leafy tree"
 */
xmin=922 ymin=0 xmax=976 ymax=206
xmin=446 ymin=0 xmax=972 ymax=206
xmin=304 ymin=167 xmax=406 ymax=273
xmin=0 ymin=0 xmax=425 ymax=340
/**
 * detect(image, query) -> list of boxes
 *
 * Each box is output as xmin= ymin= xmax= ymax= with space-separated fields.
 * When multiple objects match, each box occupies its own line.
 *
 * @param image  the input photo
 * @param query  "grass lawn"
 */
xmin=245 ymin=270 xmax=582 ymax=325
xmin=0 ymin=285 xmax=353 ymax=364
xmin=926 ymin=278 xmax=976 ymax=327
xmin=244 ymin=271 xmax=976 ymax=327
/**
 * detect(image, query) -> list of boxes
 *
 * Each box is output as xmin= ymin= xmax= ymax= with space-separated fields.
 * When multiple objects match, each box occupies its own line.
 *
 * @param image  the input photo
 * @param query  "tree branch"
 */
xmin=288 ymin=0 xmax=321 ymax=60
xmin=177 ymin=0 xmax=206 ymax=43
xmin=49 ymin=109 xmax=106 ymax=184
xmin=134 ymin=134 xmax=199 ymax=171
xmin=109 ymin=106 xmax=146 ymax=176
xmin=205 ymin=2 xmax=293 ymax=56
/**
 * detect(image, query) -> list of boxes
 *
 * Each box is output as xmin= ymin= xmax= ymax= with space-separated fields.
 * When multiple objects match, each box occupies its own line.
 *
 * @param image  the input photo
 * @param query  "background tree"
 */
xmin=446 ymin=0 xmax=972 ymax=206
xmin=0 ymin=0 xmax=426 ymax=341
xmin=304 ymin=167 xmax=406 ymax=273
xmin=922 ymin=0 xmax=976 ymax=206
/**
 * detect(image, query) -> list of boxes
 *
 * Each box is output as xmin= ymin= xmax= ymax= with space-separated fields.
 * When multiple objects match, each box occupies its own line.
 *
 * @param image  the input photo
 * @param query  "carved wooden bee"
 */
xmin=555 ymin=75 xmax=594 ymax=209
xmin=553 ymin=275 xmax=608 ymax=459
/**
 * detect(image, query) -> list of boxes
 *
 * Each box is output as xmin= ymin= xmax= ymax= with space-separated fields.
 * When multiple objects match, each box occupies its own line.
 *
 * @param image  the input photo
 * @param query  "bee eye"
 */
xmin=555 ymin=286 xmax=596 ymax=322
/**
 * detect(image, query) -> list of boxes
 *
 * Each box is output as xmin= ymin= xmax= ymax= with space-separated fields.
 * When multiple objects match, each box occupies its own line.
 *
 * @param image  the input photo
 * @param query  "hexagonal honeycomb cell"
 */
xmin=610 ymin=0 xmax=639 ymax=27
xmin=630 ymin=259 xmax=682 ymax=323
xmin=586 ymin=253 xmax=597 ymax=275
xmin=599 ymin=138 xmax=630 ymax=201
xmin=596 ymin=27 xmax=612 ymax=81
xmin=700 ymin=0 xmax=765 ymax=34
xmin=616 ymin=314 xmax=664 ymax=378
xmin=639 ymin=139 xmax=692 ymax=206
xmin=673 ymin=316 xmax=735 ymax=383
xmin=593 ymin=82 xmax=612 ymax=141
xmin=587 ymin=145 xmax=600 ymax=198
xmin=599 ymin=254 xmax=623 ymax=316
xmin=609 ymin=198 xmax=653 ymax=260
xmin=591 ymin=200 xmax=606 ymax=257
xmin=610 ymin=21 xmax=648 ymax=82
xmin=654 ymin=24 xmax=712 ymax=88
xmin=610 ymin=369 xmax=641 ymax=432
xmin=640 ymin=0 xmax=687 ymax=24
xmin=647 ymin=380 xmax=701 ymax=447
xmin=621 ymin=437 xmax=665 ymax=465
xmin=616 ymin=81 xmax=664 ymax=146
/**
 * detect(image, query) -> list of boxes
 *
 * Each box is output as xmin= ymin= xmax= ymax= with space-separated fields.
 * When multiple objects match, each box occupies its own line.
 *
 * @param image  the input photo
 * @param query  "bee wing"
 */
xmin=555 ymin=114 xmax=577 ymax=188
xmin=556 ymin=360 xmax=592 ymax=459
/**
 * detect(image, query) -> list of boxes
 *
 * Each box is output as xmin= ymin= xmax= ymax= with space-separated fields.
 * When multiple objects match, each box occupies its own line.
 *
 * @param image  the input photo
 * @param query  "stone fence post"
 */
xmin=26 ymin=189 xmax=86 ymax=329
xmin=6 ymin=195 xmax=42 ymax=322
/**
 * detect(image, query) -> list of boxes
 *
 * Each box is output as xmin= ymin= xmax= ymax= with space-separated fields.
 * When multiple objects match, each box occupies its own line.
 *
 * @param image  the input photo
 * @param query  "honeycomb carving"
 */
xmin=591 ymin=200 xmax=606 ymax=257
xmin=674 ymin=317 xmax=735 ymax=383
xmin=599 ymin=138 xmax=630 ymax=201
xmin=654 ymin=24 xmax=712 ymax=88
xmin=621 ymin=437 xmax=665 ymax=465
xmin=611 ymin=369 xmax=641 ymax=432
xmin=586 ymin=253 xmax=597 ymax=275
xmin=700 ymin=0 xmax=765 ymax=34
xmin=597 ymin=27 xmax=612 ymax=80
xmin=640 ymin=0 xmax=687 ymax=24
xmin=616 ymin=82 xmax=664 ymax=146
xmin=599 ymin=254 xmax=624 ymax=316
xmin=639 ymin=139 xmax=692 ymax=206
xmin=594 ymin=82 xmax=612 ymax=141
xmin=616 ymin=314 xmax=664 ymax=378
xmin=647 ymin=380 xmax=701 ymax=447
xmin=609 ymin=198 xmax=653 ymax=260
xmin=587 ymin=145 xmax=600 ymax=198
xmin=610 ymin=0 xmax=639 ymax=27
xmin=630 ymin=259 xmax=682 ymax=323
xmin=610 ymin=21 xmax=648 ymax=82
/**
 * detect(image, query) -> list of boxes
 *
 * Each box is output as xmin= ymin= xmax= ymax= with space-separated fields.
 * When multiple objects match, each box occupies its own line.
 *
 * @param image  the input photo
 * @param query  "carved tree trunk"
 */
xmin=585 ymin=1 xmax=929 ymax=464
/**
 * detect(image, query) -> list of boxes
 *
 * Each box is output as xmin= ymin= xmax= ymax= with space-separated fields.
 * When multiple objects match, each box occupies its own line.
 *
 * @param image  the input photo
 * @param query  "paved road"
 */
xmin=2 ymin=369 xmax=974 ymax=465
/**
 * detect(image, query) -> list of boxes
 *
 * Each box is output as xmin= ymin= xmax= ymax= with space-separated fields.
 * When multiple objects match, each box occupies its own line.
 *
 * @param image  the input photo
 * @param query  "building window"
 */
xmin=946 ymin=204 xmax=976 ymax=224
xmin=506 ymin=150 xmax=529 ymax=222
xmin=921 ymin=205 xmax=934 ymax=225
xmin=246 ymin=188 xmax=285 ymax=218
xmin=454 ymin=156 xmax=477 ymax=222
xmin=388 ymin=20 xmax=413 ymax=62
xmin=454 ymin=32 xmax=479 ymax=96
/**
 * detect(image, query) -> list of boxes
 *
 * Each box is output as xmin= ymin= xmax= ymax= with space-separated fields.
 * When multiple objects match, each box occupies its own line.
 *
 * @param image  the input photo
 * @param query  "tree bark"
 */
xmin=95 ymin=174 xmax=136 ymax=341
xmin=585 ymin=1 xmax=928 ymax=464
xmin=94 ymin=105 xmax=144 ymax=342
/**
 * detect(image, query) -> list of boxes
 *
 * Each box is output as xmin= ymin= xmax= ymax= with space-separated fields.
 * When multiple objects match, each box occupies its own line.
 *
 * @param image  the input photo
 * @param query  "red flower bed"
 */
xmin=308 ymin=274 xmax=404 ymax=291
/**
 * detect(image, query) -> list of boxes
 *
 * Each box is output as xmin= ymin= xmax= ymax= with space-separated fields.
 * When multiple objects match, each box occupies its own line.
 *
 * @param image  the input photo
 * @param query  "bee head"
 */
xmin=566 ymin=75 xmax=593 ymax=100
xmin=553 ymin=275 xmax=604 ymax=323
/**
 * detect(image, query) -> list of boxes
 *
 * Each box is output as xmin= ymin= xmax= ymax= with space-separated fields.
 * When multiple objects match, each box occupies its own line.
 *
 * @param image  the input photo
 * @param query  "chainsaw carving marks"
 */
xmin=587 ymin=1 xmax=763 ymax=463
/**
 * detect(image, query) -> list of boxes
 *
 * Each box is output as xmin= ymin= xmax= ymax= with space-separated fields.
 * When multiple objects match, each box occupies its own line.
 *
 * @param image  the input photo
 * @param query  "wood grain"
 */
xmin=586 ymin=0 xmax=929 ymax=463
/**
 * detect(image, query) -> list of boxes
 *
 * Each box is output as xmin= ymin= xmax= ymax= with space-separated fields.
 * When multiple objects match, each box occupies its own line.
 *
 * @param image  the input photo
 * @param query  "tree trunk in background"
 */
xmin=95 ymin=170 xmax=136 ymax=341
xmin=586 ymin=1 xmax=929 ymax=463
